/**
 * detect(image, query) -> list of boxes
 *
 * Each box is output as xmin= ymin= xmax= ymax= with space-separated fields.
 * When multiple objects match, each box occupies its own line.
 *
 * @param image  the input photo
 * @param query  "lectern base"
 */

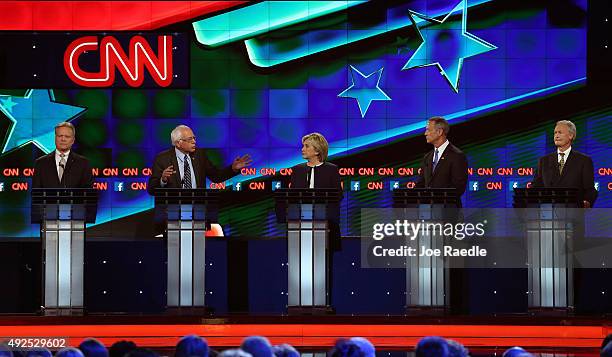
xmin=405 ymin=306 xmax=447 ymax=316
xmin=287 ymin=305 xmax=335 ymax=316
xmin=528 ymin=306 xmax=574 ymax=317
xmin=165 ymin=306 xmax=212 ymax=316
xmin=42 ymin=307 xmax=85 ymax=316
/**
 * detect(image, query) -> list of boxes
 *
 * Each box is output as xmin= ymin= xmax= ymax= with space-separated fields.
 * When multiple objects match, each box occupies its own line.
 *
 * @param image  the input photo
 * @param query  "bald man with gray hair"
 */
xmin=532 ymin=120 xmax=597 ymax=207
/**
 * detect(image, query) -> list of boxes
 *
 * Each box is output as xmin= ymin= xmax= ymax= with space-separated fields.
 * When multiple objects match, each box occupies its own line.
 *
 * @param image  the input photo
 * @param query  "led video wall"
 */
xmin=0 ymin=0 xmax=606 ymax=239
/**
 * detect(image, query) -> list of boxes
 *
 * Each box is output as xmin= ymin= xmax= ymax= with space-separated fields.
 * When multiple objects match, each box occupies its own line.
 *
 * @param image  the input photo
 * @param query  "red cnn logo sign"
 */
xmin=64 ymin=35 xmax=173 ymax=87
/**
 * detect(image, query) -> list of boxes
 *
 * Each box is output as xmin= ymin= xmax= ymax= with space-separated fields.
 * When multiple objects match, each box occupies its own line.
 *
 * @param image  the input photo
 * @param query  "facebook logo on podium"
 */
xmin=114 ymin=181 xmax=125 ymax=192
xmin=509 ymin=181 xmax=520 ymax=190
xmin=271 ymin=181 xmax=281 ymax=191
xmin=390 ymin=181 xmax=400 ymax=191
xmin=0 ymin=182 xmax=4 ymax=192
xmin=233 ymin=182 xmax=242 ymax=191
xmin=469 ymin=181 xmax=479 ymax=191
xmin=595 ymin=182 xmax=600 ymax=191
xmin=350 ymin=181 xmax=360 ymax=191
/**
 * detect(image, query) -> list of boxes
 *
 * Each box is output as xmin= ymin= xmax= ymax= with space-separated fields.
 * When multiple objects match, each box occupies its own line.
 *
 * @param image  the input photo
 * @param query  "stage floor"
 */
xmin=0 ymin=315 xmax=609 ymax=353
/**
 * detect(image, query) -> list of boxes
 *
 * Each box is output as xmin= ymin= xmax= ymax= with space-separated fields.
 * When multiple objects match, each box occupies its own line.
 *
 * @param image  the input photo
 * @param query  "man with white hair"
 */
xmin=147 ymin=125 xmax=251 ymax=195
xmin=532 ymin=120 xmax=597 ymax=208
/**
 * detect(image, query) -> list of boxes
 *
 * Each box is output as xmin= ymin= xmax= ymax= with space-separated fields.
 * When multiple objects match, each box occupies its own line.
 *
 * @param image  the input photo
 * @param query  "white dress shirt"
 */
xmin=558 ymin=146 xmax=572 ymax=163
xmin=307 ymin=162 xmax=324 ymax=188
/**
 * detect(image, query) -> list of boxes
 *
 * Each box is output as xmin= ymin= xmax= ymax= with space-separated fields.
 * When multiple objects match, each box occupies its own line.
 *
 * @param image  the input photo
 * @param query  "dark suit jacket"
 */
xmin=290 ymin=162 xmax=343 ymax=195
xmin=288 ymin=162 xmax=343 ymax=249
xmin=147 ymin=148 xmax=237 ymax=195
xmin=532 ymin=149 xmax=597 ymax=206
xmin=32 ymin=151 xmax=93 ymax=188
xmin=415 ymin=143 xmax=468 ymax=207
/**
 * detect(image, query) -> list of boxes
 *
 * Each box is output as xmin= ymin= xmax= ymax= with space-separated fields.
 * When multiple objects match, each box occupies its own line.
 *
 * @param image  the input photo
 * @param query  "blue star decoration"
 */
xmin=402 ymin=0 xmax=496 ymax=92
xmin=338 ymin=65 xmax=391 ymax=117
xmin=0 ymin=89 xmax=86 ymax=155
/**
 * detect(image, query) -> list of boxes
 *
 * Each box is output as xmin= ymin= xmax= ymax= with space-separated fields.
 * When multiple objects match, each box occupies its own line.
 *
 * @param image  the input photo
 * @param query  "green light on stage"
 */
xmin=192 ymin=90 xmax=228 ymax=118
xmin=81 ymin=148 xmax=107 ymax=169
xmin=232 ymin=90 xmax=265 ymax=117
xmin=0 ymin=209 xmax=27 ymax=235
xmin=113 ymin=90 xmax=148 ymax=119
xmin=78 ymin=118 xmax=107 ymax=147
xmin=153 ymin=90 xmax=187 ymax=118
xmin=191 ymin=60 xmax=230 ymax=89
xmin=76 ymin=91 xmax=109 ymax=119
xmin=117 ymin=120 xmax=145 ymax=146
xmin=117 ymin=150 xmax=146 ymax=169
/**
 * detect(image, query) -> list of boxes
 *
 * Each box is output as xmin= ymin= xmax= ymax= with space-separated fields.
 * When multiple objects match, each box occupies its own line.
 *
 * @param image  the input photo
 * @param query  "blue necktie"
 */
xmin=432 ymin=149 xmax=439 ymax=172
xmin=183 ymin=154 xmax=192 ymax=188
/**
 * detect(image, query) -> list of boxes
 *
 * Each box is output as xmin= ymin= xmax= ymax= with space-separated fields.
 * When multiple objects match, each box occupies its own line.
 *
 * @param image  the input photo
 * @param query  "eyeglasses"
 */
xmin=180 ymin=136 xmax=196 ymax=143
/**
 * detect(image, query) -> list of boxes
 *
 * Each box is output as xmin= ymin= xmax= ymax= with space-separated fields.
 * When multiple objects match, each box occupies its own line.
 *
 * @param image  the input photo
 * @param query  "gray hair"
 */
xmin=556 ymin=120 xmax=576 ymax=139
xmin=171 ymin=125 xmax=191 ymax=145
xmin=428 ymin=116 xmax=450 ymax=136
xmin=55 ymin=122 xmax=75 ymax=137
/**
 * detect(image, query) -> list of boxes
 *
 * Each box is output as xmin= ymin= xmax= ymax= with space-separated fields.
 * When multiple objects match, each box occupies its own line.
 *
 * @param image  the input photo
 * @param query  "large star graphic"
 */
xmin=338 ymin=65 xmax=391 ymax=117
xmin=402 ymin=0 xmax=496 ymax=92
xmin=0 ymin=89 xmax=86 ymax=155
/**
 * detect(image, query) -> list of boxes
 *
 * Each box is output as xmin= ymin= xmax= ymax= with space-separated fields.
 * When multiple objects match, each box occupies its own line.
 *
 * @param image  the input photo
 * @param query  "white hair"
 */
xmin=171 ymin=125 xmax=191 ymax=145
xmin=556 ymin=120 xmax=576 ymax=139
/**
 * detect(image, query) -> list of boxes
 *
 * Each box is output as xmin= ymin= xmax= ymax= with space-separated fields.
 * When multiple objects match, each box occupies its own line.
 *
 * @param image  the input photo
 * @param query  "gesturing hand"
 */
xmin=161 ymin=165 xmax=175 ymax=183
xmin=232 ymin=154 xmax=253 ymax=172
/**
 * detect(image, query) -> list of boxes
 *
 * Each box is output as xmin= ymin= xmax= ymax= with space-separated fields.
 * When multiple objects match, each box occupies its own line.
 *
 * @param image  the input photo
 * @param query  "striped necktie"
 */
xmin=183 ymin=154 xmax=192 ymax=188
xmin=58 ymin=153 xmax=66 ymax=182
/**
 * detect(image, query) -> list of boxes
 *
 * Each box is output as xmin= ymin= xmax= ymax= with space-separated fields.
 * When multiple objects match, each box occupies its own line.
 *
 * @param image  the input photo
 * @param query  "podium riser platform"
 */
xmin=43 ymin=220 xmax=85 ymax=315
xmin=288 ymin=220 xmax=328 ymax=308
xmin=167 ymin=222 xmax=206 ymax=308
xmin=527 ymin=221 xmax=574 ymax=310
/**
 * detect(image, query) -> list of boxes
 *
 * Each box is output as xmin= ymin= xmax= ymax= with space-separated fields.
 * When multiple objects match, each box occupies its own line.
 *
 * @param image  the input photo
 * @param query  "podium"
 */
xmin=393 ymin=188 xmax=458 ymax=314
xmin=31 ymin=188 xmax=98 ymax=316
xmin=154 ymin=189 xmax=219 ymax=311
xmin=513 ymin=187 xmax=580 ymax=314
xmin=275 ymin=188 xmax=341 ymax=314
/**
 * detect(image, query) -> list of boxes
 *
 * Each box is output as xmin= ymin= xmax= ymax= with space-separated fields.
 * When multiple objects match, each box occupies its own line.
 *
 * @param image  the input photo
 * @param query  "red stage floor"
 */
xmin=0 ymin=315 xmax=610 ymax=351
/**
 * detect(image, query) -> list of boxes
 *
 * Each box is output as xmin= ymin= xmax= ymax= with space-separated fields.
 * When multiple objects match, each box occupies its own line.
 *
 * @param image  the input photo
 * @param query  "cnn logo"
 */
xmin=64 ymin=35 xmax=173 ymax=87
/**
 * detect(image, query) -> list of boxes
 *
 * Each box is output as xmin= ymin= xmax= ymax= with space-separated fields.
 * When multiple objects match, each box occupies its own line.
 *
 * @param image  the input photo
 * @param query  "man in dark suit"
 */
xmin=415 ymin=117 xmax=468 ymax=207
xmin=32 ymin=122 xmax=93 ymax=188
xmin=532 ymin=120 xmax=597 ymax=208
xmin=147 ymin=125 xmax=252 ymax=195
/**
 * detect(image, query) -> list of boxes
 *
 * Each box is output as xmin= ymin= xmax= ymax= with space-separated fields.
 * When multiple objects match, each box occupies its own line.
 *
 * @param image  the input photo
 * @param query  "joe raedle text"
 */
xmin=372 ymin=245 xmax=487 ymax=257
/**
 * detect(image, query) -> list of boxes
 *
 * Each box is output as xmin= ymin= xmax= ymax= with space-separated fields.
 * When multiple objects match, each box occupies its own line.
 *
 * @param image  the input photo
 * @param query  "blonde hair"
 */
xmin=302 ymin=132 xmax=329 ymax=162
xmin=55 ymin=122 xmax=75 ymax=137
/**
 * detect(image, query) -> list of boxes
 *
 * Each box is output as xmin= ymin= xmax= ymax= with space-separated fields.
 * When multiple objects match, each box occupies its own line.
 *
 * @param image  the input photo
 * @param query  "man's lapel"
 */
xmin=559 ymin=151 xmax=575 ymax=181
xmin=170 ymin=150 xmax=181 ymax=186
xmin=48 ymin=153 xmax=61 ymax=187
xmin=425 ymin=150 xmax=434 ymax=183
xmin=191 ymin=150 xmax=202 ymax=187
xmin=431 ymin=146 xmax=449 ymax=178
xmin=550 ymin=153 xmax=562 ymax=185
